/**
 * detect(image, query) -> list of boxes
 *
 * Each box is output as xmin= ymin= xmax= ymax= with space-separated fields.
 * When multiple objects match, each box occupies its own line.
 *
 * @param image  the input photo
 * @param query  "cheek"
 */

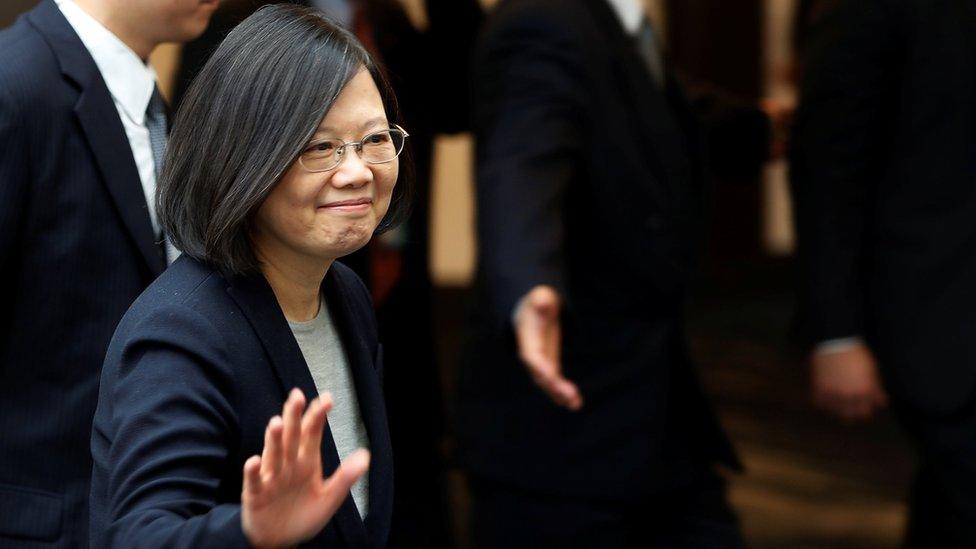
xmin=256 ymin=179 xmax=320 ymax=239
xmin=373 ymin=166 xmax=399 ymax=216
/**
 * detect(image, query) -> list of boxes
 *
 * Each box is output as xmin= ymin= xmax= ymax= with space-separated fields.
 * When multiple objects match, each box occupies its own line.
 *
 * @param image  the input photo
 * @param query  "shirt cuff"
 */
xmin=814 ymin=336 xmax=863 ymax=355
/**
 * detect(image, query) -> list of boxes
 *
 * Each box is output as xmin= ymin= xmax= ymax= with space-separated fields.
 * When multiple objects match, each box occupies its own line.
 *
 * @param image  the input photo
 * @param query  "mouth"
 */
xmin=319 ymin=197 xmax=373 ymax=213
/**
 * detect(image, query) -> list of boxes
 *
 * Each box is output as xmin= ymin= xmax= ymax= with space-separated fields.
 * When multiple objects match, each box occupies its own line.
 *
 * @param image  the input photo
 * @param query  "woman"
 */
xmin=89 ymin=5 xmax=409 ymax=547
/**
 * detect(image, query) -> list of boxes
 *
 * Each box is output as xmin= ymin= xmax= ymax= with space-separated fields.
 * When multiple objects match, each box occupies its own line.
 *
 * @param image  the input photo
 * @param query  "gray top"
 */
xmin=288 ymin=297 xmax=370 ymax=518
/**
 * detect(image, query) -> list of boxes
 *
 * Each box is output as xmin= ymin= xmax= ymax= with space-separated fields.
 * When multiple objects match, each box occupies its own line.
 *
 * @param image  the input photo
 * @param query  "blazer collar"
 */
xmin=27 ymin=0 xmax=165 ymax=276
xmin=582 ymin=0 xmax=695 ymax=206
xmin=225 ymin=266 xmax=392 ymax=547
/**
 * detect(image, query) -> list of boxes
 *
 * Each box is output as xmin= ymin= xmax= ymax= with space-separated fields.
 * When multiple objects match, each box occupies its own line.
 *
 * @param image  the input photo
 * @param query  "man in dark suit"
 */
xmin=458 ymin=0 xmax=754 ymax=545
xmin=791 ymin=0 xmax=976 ymax=545
xmin=0 ymin=0 xmax=216 ymax=546
xmin=174 ymin=2 xmax=483 ymax=546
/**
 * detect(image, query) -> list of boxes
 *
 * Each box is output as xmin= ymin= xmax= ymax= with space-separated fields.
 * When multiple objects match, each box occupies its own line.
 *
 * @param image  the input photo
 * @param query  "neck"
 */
xmin=255 ymin=245 xmax=332 ymax=322
xmin=72 ymin=0 xmax=157 ymax=61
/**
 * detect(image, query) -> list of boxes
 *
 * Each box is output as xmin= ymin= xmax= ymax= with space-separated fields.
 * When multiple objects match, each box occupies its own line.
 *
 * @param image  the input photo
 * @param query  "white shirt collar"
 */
xmin=56 ymin=0 xmax=157 ymax=125
xmin=606 ymin=0 xmax=646 ymax=36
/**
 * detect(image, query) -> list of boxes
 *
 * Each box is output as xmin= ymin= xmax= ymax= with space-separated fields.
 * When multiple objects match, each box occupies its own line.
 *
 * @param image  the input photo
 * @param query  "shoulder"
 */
xmin=0 ymin=15 xmax=62 ymax=110
xmin=112 ymin=257 xmax=233 ymax=353
xmin=483 ymin=0 xmax=587 ymax=43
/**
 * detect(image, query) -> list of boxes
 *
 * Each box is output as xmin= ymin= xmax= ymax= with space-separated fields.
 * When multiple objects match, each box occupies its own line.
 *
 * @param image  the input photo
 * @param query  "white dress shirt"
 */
xmin=57 ymin=0 xmax=179 ymax=264
xmin=606 ymin=0 xmax=646 ymax=35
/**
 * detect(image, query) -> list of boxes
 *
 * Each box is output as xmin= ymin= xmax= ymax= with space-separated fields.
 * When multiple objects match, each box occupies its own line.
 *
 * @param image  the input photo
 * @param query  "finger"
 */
xmin=319 ymin=391 xmax=334 ymax=415
xmin=282 ymin=388 xmax=306 ymax=465
xmin=527 ymin=358 xmax=583 ymax=411
xmin=243 ymin=455 xmax=263 ymax=497
xmin=549 ymin=375 xmax=583 ymax=410
xmin=261 ymin=415 xmax=284 ymax=477
xmin=300 ymin=398 xmax=329 ymax=459
xmin=316 ymin=449 xmax=371 ymax=520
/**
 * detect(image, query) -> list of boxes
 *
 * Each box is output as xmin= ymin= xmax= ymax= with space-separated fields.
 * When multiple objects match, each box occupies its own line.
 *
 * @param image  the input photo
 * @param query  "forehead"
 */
xmin=316 ymin=69 xmax=388 ymax=135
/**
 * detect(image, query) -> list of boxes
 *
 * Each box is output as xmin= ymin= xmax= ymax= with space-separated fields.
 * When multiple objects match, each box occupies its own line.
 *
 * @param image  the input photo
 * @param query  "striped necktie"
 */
xmin=146 ymin=85 xmax=168 ymax=182
xmin=145 ymin=85 xmax=175 ymax=264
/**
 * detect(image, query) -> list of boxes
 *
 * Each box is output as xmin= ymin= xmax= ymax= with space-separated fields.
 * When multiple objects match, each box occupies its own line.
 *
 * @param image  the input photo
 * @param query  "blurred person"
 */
xmin=173 ymin=2 xmax=483 ymax=545
xmin=0 ymin=0 xmax=217 ymax=545
xmin=791 ymin=0 xmax=976 ymax=545
xmin=458 ymin=0 xmax=760 ymax=546
xmin=89 ymin=5 xmax=407 ymax=546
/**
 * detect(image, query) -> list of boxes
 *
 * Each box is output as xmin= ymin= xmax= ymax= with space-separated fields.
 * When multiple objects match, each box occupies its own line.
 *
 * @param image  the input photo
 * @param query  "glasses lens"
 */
xmin=301 ymin=140 xmax=340 ymax=171
xmin=362 ymin=129 xmax=405 ymax=164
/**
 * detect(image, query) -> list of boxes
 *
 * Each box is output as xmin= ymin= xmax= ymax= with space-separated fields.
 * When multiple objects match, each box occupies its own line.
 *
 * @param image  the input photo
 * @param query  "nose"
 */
xmin=330 ymin=146 xmax=372 ymax=189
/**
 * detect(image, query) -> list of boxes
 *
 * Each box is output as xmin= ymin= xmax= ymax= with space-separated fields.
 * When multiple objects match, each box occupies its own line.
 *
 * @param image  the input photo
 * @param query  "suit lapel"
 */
xmin=323 ymin=268 xmax=394 ymax=547
xmin=581 ymin=0 xmax=695 ymax=207
xmin=225 ymin=270 xmax=377 ymax=547
xmin=28 ymin=0 xmax=165 ymax=276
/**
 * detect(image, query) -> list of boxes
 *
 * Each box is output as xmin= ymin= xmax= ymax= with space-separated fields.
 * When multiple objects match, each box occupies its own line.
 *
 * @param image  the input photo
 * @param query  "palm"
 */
xmin=241 ymin=390 xmax=369 ymax=548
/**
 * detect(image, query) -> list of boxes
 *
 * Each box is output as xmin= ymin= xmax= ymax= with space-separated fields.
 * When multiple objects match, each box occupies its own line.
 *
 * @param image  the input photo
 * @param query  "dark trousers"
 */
xmin=906 ymin=438 xmax=976 ymax=548
xmin=470 ymin=470 xmax=743 ymax=549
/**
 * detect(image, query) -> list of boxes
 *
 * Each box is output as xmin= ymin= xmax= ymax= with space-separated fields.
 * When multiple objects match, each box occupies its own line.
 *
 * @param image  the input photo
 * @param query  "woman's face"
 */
xmin=252 ymin=69 xmax=398 ymax=265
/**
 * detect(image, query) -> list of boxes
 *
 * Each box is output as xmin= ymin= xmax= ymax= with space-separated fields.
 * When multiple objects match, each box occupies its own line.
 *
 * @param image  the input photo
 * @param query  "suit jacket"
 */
xmin=0 ymin=2 xmax=165 ymax=546
xmin=791 ymin=0 xmax=976 ymax=447
xmin=89 ymin=257 xmax=393 ymax=548
xmin=458 ymin=0 xmax=737 ymax=502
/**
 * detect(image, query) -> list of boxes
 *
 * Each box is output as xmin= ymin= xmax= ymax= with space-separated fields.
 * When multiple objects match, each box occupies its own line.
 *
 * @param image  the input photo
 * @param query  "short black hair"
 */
xmin=157 ymin=3 xmax=410 ymax=275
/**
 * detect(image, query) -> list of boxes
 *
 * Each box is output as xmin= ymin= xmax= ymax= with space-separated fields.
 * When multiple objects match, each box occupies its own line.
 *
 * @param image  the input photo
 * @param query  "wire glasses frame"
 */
xmin=298 ymin=124 xmax=410 ymax=173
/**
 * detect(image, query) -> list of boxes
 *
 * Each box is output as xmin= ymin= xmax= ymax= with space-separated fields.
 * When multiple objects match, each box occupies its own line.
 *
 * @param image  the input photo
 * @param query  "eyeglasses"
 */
xmin=298 ymin=124 xmax=410 ymax=172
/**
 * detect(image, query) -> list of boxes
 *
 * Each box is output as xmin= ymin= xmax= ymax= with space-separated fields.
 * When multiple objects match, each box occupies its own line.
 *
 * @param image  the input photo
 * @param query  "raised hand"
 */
xmin=241 ymin=389 xmax=369 ymax=548
xmin=514 ymin=285 xmax=583 ymax=411
xmin=811 ymin=342 xmax=888 ymax=422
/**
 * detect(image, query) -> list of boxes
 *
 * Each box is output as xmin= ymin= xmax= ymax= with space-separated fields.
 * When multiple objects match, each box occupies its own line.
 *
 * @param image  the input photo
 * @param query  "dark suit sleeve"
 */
xmin=98 ymin=305 xmax=250 ymax=548
xmin=473 ymin=14 xmax=585 ymax=324
xmin=0 ymin=84 xmax=28 ymax=290
xmin=789 ymin=0 xmax=902 ymax=344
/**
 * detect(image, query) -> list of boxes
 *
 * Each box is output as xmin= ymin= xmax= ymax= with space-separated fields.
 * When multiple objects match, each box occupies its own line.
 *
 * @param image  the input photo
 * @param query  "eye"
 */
xmin=365 ymin=132 xmax=391 ymax=145
xmin=307 ymin=141 xmax=336 ymax=153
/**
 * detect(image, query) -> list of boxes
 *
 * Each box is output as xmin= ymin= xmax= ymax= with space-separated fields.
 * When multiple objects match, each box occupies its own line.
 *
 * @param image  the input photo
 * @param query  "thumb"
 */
xmin=527 ymin=287 xmax=560 ymax=316
xmin=317 ymin=449 xmax=370 ymax=519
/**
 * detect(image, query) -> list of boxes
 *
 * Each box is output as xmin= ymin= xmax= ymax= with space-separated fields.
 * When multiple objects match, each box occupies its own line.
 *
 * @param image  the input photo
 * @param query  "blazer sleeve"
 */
xmin=789 ymin=0 xmax=903 ymax=345
xmin=473 ymin=13 xmax=586 ymax=325
xmin=95 ymin=304 xmax=250 ymax=548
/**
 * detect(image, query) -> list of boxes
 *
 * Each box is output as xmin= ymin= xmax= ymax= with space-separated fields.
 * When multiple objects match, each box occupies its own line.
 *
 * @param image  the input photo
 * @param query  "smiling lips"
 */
xmin=320 ymin=197 xmax=373 ymax=213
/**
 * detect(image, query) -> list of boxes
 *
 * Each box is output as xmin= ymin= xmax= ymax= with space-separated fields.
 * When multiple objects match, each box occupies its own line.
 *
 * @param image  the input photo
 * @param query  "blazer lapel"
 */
xmin=29 ymin=0 xmax=165 ymax=276
xmin=225 ymin=271 xmax=371 ymax=547
xmin=323 ymin=269 xmax=394 ymax=548
xmin=581 ymin=0 xmax=695 ymax=207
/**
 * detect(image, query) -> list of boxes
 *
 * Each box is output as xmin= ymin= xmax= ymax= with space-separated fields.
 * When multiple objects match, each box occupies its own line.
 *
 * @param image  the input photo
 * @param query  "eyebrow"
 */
xmin=315 ymin=116 xmax=389 ymax=137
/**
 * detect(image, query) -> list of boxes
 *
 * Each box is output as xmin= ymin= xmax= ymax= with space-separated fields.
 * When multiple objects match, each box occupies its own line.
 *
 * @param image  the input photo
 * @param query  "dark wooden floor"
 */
xmin=434 ymin=258 xmax=915 ymax=548
xmin=687 ymin=263 xmax=914 ymax=548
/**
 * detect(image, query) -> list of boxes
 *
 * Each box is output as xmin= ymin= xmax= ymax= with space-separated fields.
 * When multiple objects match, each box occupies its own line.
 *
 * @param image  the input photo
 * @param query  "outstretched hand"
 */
xmin=241 ymin=389 xmax=369 ymax=549
xmin=514 ymin=285 xmax=583 ymax=411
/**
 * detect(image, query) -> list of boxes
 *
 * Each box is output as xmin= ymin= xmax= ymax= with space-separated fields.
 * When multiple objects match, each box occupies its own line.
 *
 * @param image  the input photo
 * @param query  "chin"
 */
xmin=325 ymin=229 xmax=373 ymax=259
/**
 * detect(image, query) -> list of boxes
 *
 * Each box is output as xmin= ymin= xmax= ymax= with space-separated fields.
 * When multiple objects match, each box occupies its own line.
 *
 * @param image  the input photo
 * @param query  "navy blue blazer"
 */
xmin=89 ymin=257 xmax=392 ymax=548
xmin=0 ymin=1 xmax=165 ymax=546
